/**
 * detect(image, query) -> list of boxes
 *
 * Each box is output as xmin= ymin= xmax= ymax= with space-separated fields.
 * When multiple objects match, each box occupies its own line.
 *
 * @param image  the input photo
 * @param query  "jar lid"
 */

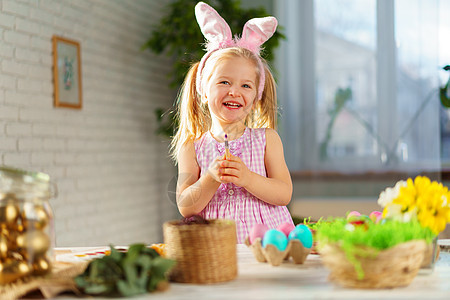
xmin=0 ymin=166 xmax=50 ymax=184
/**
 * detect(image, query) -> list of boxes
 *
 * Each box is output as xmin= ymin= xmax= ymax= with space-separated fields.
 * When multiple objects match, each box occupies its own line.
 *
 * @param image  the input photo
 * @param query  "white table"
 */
xmin=54 ymin=241 xmax=450 ymax=300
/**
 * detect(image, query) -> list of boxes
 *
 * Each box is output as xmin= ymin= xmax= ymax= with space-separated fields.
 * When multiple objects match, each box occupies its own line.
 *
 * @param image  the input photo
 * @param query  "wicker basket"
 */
xmin=320 ymin=239 xmax=426 ymax=289
xmin=163 ymin=219 xmax=237 ymax=284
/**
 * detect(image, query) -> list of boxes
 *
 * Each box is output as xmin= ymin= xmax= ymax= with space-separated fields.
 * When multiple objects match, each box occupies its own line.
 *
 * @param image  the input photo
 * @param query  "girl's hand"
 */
xmin=206 ymin=155 xmax=227 ymax=183
xmin=219 ymin=154 xmax=252 ymax=188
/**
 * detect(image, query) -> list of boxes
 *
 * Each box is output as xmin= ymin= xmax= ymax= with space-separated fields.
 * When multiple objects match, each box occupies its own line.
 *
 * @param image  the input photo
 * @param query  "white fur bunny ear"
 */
xmin=237 ymin=17 xmax=278 ymax=53
xmin=195 ymin=2 xmax=233 ymax=51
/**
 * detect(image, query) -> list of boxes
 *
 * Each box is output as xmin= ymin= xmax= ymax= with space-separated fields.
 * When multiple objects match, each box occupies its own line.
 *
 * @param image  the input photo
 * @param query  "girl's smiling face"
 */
xmin=203 ymin=55 xmax=258 ymax=129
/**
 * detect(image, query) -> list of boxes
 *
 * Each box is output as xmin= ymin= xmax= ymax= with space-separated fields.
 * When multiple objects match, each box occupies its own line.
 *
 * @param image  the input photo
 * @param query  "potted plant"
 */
xmin=316 ymin=175 xmax=450 ymax=289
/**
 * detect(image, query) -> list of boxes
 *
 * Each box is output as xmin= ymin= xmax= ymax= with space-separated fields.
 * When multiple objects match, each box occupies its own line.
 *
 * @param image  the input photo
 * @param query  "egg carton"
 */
xmin=245 ymin=237 xmax=311 ymax=266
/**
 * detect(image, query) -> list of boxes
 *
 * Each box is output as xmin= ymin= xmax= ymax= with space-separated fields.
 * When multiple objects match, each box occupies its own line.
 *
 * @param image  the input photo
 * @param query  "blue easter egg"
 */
xmin=288 ymin=224 xmax=313 ymax=248
xmin=262 ymin=229 xmax=288 ymax=251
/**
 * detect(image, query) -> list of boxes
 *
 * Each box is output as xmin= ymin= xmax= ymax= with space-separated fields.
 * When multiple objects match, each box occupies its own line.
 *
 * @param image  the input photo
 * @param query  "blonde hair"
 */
xmin=170 ymin=47 xmax=277 ymax=162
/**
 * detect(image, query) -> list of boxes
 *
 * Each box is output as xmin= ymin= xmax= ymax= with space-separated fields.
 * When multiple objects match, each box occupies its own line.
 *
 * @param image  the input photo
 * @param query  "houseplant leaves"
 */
xmin=74 ymin=243 xmax=176 ymax=297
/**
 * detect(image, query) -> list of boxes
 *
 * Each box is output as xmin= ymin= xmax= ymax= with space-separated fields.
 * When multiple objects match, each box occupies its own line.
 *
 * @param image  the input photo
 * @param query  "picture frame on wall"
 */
xmin=52 ymin=35 xmax=82 ymax=109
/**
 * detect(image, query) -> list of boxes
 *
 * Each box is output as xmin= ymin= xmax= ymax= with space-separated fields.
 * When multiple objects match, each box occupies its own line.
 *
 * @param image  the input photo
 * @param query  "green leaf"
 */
xmin=141 ymin=246 xmax=160 ymax=258
xmin=122 ymin=259 xmax=138 ymax=285
xmin=147 ymin=274 xmax=164 ymax=292
xmin=127 ymin=243 xmax=146 ymax=259
xmin=440 ymin=86 xmax=450 ymax=108
xmin=136 ymin=254 xmax=153 ymax=269
xmin=83 ymin=282 xmax=114 ymax=295
xmin=151 ymin=257 xmax=176 ymax=275
xmin=117 ymin=279 xmax=147 ymax=297
xmin=109 ymin=244 xmax=124 ymax=262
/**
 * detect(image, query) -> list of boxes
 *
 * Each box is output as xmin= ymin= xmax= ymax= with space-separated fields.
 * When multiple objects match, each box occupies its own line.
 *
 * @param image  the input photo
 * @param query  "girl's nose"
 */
xmin=229 ymin=87 xmax=240 ymax=97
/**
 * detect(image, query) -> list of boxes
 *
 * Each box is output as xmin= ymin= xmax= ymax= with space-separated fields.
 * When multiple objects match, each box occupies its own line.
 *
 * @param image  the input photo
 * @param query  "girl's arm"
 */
xmin=219 ymin=128 xmax=292 ymax=206
xmin=176 ymin=141 xmax=222 ymax=217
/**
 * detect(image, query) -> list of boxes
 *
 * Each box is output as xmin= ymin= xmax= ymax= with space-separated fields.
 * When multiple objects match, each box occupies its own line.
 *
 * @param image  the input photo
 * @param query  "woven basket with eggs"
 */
xmin=316 ymin=217 xmax=433 ymax=289
xmin=320 ymin=240 xmax=426 ymax=289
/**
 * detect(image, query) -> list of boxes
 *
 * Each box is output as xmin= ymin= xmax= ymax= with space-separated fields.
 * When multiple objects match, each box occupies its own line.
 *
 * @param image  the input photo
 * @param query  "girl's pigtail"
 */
xmin=247 ymin=63 xmax=277 ymax=129
xmin=170 ymin=62 xmax=211 ymax=162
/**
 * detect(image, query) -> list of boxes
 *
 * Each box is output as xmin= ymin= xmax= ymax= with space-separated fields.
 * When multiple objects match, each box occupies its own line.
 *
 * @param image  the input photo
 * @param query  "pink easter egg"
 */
xmin=276 ymin=222 xmax=296 ymax=237
xmin=369 ymin=211 xmax=382 ymax=223
xmin=347 ymin=211 xmax=361 ymax=220
xmin=249 ymin=224 xmax=269 ymax=244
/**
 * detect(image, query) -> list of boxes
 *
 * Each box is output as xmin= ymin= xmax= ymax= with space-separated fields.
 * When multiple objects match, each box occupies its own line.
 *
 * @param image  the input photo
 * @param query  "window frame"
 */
xmin=275 ymin=0 xmax=443 ymax=174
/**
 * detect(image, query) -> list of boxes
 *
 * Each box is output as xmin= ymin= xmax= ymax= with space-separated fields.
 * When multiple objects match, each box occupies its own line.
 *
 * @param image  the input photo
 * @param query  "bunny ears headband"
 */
xmin=195 ymin=2 xmax=278 ymax=100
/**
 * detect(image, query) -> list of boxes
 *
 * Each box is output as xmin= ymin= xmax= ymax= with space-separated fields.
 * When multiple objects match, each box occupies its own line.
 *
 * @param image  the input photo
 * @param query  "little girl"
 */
xmin=171 ymin=2 xmax=294 ymax=243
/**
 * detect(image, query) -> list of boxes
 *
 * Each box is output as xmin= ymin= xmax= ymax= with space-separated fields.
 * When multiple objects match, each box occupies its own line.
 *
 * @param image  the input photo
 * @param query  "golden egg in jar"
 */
xmin=6 ymin=230 xmax=20 ymax=251
xmin=17 ymin=259 xmax=31 ymax=274
xmin=0 ymin=258 xmax=31 ymax=284
xmin=32 ymin=255 xmax=51 ymax=275
xmin=16 ymin=231 xmax=50 ymax=255
xmin=0 ymin=203 xmax=20 ymax=227
xmin=0 ymin=235 xmax=8 ymax=259
xmin=1 ymin=226 xmax=9 ymax=236
xmin=22 ymin=203 xmax=49 ymax=230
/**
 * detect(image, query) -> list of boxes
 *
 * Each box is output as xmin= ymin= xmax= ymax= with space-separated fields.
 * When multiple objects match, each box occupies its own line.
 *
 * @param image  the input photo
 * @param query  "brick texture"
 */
xmin=0 ymin=0 xmax=179 ymax=247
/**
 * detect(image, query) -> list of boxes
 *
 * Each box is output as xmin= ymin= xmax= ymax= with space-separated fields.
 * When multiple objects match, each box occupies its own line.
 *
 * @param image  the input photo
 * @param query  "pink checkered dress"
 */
xmin=194 ymin=127 xmax=294 ymax=243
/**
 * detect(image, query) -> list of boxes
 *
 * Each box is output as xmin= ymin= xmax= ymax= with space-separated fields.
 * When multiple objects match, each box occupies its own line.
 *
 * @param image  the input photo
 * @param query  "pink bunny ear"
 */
xmin=237 ymin=17 xmax=278 ymax=52
xmin=195 ymin=2 xmax=233 ymax=51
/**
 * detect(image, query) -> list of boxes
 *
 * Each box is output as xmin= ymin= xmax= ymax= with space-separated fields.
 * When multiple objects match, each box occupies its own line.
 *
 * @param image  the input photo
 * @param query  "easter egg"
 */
xmin=369 ymin=211 xmax=382 ymax=223
xmin=348 ymin=219 xmax=366 ymax=227
xmin=347 ymin=211 xmax=361 ymax=220
xmin=288 ymin=224 xmax=313 ymax=248
xmin=276 ymin=222 xmax=295 ymax=237
xmin=262 ymin=229 xmax=288 ymax=251
xmin=249 ymin=224 xmax=269 ymax=244
xmin=348 ymin=215 xmax=370 ymax=230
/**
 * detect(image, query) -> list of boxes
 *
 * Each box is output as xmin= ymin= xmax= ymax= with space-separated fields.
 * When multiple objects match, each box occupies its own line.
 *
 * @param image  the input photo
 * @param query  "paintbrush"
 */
xmin=224 ymin=133 xmax=230 ymax=159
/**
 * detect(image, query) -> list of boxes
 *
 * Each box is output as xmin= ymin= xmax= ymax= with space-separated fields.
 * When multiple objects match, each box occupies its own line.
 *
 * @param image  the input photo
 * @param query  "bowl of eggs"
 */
xmin=245 ymin=223 xmax=312 ymax=266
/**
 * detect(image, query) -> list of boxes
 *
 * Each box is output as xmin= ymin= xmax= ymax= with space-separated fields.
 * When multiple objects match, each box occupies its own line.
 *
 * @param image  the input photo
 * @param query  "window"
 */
xmin=275 ymin=0 xmax=448 ymax=174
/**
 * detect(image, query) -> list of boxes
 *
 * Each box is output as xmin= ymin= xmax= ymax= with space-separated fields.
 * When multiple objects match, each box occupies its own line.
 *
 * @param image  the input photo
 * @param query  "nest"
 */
xmin=245 ymin=237 xmax=311 ymax=266
xmin=163 ymin=219 xmax=237 ymax=284
xmin=319 ymin=239 xmax=427 ymax=289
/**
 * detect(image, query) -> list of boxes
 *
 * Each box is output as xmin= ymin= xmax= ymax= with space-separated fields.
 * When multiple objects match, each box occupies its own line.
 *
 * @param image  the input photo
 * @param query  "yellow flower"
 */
xmin=392 ymin=178 xmax=418 ymax=214
xmin=378 ymin=176 xmax=450 ymax=235
xmin=415 ymin=180 xmax=450 ymax=235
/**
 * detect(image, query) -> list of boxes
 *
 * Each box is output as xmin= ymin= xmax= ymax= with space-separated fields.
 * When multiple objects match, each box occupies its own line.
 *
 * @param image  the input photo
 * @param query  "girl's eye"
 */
xmin=243 ymin=84 xmax=251 ymax=89
xmin=220 ymin=81 xmax=230 ymax=85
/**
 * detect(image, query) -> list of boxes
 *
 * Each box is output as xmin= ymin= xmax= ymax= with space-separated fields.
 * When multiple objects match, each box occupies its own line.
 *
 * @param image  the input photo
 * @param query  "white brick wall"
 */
xmin=0 ymin=0 xmax=179 ymax=247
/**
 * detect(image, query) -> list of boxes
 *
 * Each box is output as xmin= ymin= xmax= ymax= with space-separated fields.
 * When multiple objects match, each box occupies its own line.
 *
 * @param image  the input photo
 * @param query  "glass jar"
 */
xmin=0 ymin=166 xmax=55 ymax=284
xmin=420 ymin=236 xmax=439 ymax=275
